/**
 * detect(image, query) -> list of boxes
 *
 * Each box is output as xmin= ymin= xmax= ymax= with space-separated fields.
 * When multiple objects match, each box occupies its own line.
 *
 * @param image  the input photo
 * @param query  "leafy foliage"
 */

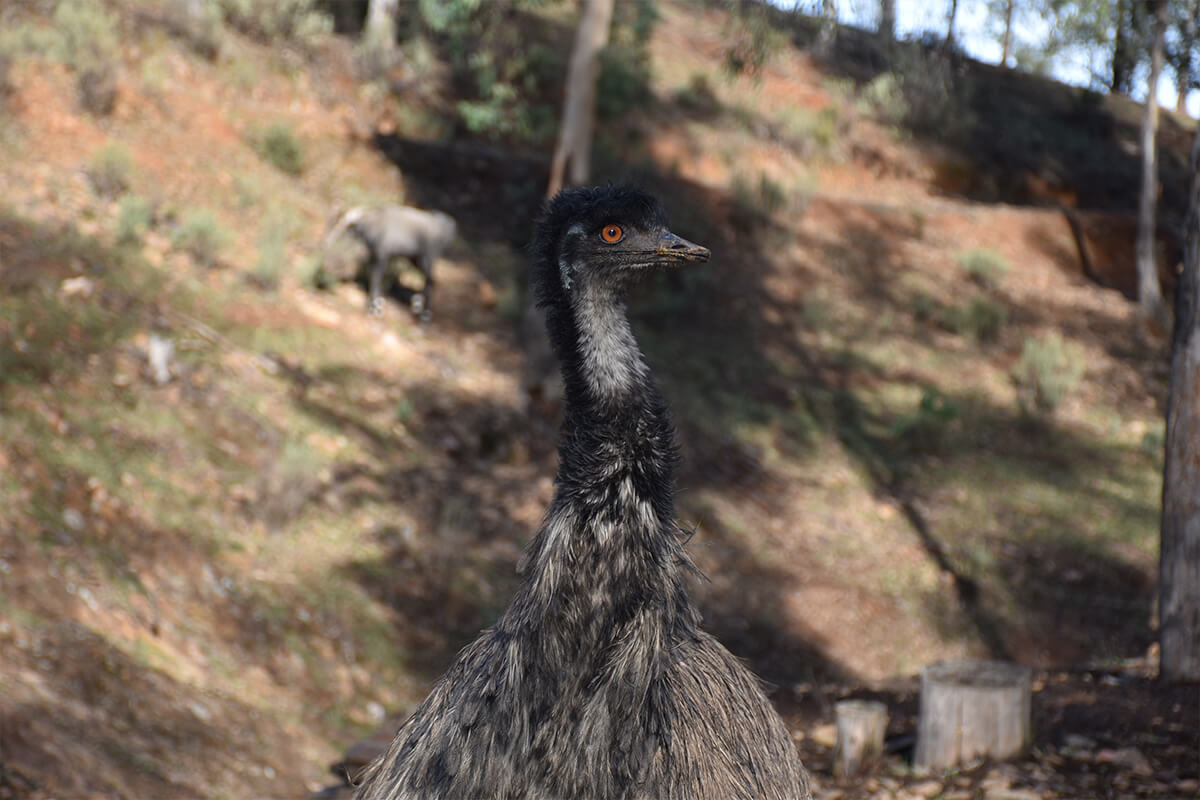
xmin=1012 ymin=333 xmax=1086 ymax=414
xmin=955 ymin=296 xmax=1008 ymax=342
xmin=218 ymin=0 xmax=331 ymax=45
xmin=956 ymin=248 xmax=1010 ymax=289
xmin=52 ymin=0 xmax=118 ymax=75
xmin=722 ymin=0 xmax=787 ymax=78
xmin=171 ymin=209 xmax=230 ymax=268
xmin=88 ymin=142 xmax=134 ymax=198
xmin=674 ymin=73 xmax=721 ymax=115
xmin=255 ymin=123 xmax=305 ymax=176
xmin=115 ymin=194 xmax=152 ymax=247
xmin=51 ymin=0 xmax=119 ymax=114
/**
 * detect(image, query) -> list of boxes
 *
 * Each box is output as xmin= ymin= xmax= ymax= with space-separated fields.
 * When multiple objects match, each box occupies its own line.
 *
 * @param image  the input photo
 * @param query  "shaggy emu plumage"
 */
xmin=354 ymin=186 xmax=811 ymax=800
xmin=325 ymin=205 xmax=457 ymax=320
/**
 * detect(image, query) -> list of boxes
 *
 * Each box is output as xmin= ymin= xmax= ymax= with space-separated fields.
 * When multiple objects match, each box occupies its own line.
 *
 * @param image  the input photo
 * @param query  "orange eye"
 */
xmin=600 ymin=224 xmax=623 ymax=243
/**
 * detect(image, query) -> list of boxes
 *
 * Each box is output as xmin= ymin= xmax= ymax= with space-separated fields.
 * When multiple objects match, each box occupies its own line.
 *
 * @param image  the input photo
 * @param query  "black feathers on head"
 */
xmin=531 ymin=185 xmax=670 ymax=308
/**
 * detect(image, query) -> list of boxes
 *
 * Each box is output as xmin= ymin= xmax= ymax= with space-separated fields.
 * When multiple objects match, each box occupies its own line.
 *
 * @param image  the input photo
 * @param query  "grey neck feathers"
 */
xmin=571 ymin=283 xmax=651 ymax=404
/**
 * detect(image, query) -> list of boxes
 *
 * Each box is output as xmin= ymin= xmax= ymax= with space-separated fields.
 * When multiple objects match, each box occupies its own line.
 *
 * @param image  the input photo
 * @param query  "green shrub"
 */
xmin=309 ymin=258 xmax=335 ymax=291
xmin=1012 ymin=333 xmax=1086 ymax=414
xmin=219 ymin=0 xmax=330 ymax=46
xmin=0 ymin=31 xmax=18 ymax=97
xmin=779 ymin=106 xmax=840 ymax=153
xmin=172 ymin=209 xmax=230 ymax=268
xmin=52 ymin=0 xmax=118 ymax=75
xmin=675 ymin=73 xmax=721 ymax=115
xmin=596 ymin=45 xmax=652 ymax=120
xmin=252 ymin=217 xmax=292 ymax=290
xmin=944 ymin=296 xmax=1007 ymax=342
xmin=88 ymin=142 xmax=134 ymax=197
xmin=256 ymin=123 xmax=304 ymax=176
xmin=956 ymin=248 xmax=1010 ymax=289
xmin=892 ymin=387 xmax=960 ymax=453
xmin=723 ymin=4 xmax=786 ymax=78
xmin=858 ymin=72 xmax=907 ymax=123
xmin=52 ymin=0 xmax=119 ymax=114
xmin=733 ymin=172 xmax=788 ymax=219
xmin=115 ymin=194 xmax=152 ymax=246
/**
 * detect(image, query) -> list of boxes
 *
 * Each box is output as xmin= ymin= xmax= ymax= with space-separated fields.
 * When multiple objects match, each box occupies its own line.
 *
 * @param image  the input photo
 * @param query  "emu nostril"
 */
xmin=657 ymin=231 xmax=710 ymax=261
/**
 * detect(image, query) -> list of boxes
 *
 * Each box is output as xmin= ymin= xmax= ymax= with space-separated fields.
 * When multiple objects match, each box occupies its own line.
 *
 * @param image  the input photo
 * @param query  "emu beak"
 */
xmin=657 ymin=231 xmax=710 ymax=263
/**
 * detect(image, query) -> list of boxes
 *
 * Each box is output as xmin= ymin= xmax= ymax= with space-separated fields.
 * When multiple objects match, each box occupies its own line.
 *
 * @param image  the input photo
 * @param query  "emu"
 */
xmin=354 ymin=186 xmax=811 ymax=800
xmin=325 ymin=205 xmax=457 ymax=320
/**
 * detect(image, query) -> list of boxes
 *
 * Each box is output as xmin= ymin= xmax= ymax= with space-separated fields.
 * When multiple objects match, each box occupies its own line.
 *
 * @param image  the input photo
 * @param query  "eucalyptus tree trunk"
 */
xmin=1136 ymin=0 xmax=1168 ymax=323
xmin=1177 ymin=0 xmax=1199 ymax=113
xmin=546 ymin=0 xmax=615 ymax=197
xmin=1000 ymin=0 xmax=1014 ymax=66
xmin=879 ymin=0 xmax=895 ymax=42
xmin=817 ymin=0 xmax=838 ymax=50
xmin=1161 ymin=124 xmax=1200 ymax=683
xmin=364 ymin=0 xmax=398 ymax=50
xmin=1113 ymin=0 xmax=1136 ymax=94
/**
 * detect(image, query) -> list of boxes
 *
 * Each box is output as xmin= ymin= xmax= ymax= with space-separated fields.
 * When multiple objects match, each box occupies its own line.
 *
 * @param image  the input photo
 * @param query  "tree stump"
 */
xmin=915 ymin=659 xmax=1032 ymax=772
xmin=834 ymin=699 xmax=889 ymax=777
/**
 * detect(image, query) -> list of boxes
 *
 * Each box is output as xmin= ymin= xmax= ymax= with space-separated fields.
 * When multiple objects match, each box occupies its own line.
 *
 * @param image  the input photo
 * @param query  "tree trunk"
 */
xmin=1177 ymin=0 xmax=1199 ymax=114
xmin=914 ymin=660 xmax=1032 ymax=772
xmin=817 ymin=0 xmax=838 ymax=51
xmin=546 ymin=0 xmax=615 ymax=198
xmin=1136 ymin=0 xmax=1168 ymax=324
xmin=363 ymin=0 xmax=397 ymax=50
xmin=1001 ymin=0 xmax=1014 ymax=67
xmin=945 ymin=0 xmax=958 ymax=45
xmin=1161 ymin=125 xmax=1200 ymax=682
xmin=1113 ymin=0 xmax=1134 ymax=94
xmin=878 ymin=0 xmax=895 ymax=42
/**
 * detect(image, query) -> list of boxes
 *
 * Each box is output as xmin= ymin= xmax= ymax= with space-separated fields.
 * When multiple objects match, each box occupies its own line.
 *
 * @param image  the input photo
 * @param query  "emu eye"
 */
xmin=600 ymin=224 xmax=623 ymax=244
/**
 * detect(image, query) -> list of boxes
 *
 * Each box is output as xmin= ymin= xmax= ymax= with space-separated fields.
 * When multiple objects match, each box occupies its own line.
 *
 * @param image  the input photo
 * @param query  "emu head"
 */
xmin=532 ymin=186 xmax=709 ymax=308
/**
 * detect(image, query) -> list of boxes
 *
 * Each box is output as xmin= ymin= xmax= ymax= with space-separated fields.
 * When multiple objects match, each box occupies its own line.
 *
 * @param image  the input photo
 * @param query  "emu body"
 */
xmin=325 ymin=205 xmax=457 ymax=319
xmin=355 ymin=186 xmax=811 ymax=800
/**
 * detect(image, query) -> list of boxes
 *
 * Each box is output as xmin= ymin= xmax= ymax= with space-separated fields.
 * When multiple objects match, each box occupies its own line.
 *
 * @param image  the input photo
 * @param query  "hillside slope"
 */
xmin=0 ymin=3 xmax=1195 ymax=799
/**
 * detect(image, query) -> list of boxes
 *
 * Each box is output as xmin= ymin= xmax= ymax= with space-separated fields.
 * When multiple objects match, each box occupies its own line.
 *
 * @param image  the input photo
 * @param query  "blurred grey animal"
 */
xmin=353 ymin=186 xmax=811 ymax=800
xmin=324 ymin=205 xmax=457 ymax=320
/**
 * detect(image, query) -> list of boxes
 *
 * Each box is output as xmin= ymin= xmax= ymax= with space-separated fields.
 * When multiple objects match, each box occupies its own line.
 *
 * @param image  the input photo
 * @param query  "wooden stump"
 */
xmin=834 ymin=699 xmax=889 ymax=777
xmin=914 ymin=659 xmax=1032 ymax=772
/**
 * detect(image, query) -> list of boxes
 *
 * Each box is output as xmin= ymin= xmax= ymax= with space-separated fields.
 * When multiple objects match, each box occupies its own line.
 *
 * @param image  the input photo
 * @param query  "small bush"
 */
xmin=596 ymin=45 xmax=651 ymax=120
xmin=892 ymin=387 xmax=960 ymax=453
xmin=779 ymin=106 xmax=840 ymax=153
xmin=858 ymin=72 xmax=908 ymax=123
xmin=115 ymin=194 xmax=152 ymax=246
xmin=53 ymin=0 xmax=118 ymax=74
xmin=0 ymin=31 xmax=18 ymax=97
xmin=956 ymin=248 xmax=1010 ymax=289
xmin=219 ymin=0 xmax=330 ymax=46
xmin=732 ymin=172 xmax=788 ymax=219
xmin=88 ymin=142 xmax=134 ymax=197
xmin=944 ymin=296 xmax=1007 ymax=342
xmin=256 ymin=123 xmax=304 ymax=176
xmin=169 ymin=0 xmax=223 ymax=59
xmin=251 ymin=217 xmax=292 ymax=290
xmin=1012 ymin=333 xmax=1085 ymax=414
xmin=675 ymin=73 xmax=720 ymax=115
xmin=723 ymin=5 xmax=786 ymax=78
xmin=52 ymin=0 xmax=119 ymax=114
xmin=309 ymin=258 xmax=335 ymax=291
xmin=172 ymin=209 xmax=230 ymax=267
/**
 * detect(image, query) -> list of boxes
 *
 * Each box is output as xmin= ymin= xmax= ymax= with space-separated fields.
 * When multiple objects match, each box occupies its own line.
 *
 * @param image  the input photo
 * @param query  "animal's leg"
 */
xmin=412 ymin=253 xmax=434 ymax=322
xmin=368 ymin=256 xmax=387 ymax=316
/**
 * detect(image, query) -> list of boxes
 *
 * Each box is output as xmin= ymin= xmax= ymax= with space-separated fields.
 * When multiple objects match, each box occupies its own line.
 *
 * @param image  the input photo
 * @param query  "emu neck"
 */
xmin=567 ymin=282 xmax=650 ymax=406
xmin=512 ymin=283 xmax=696 ymax=654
